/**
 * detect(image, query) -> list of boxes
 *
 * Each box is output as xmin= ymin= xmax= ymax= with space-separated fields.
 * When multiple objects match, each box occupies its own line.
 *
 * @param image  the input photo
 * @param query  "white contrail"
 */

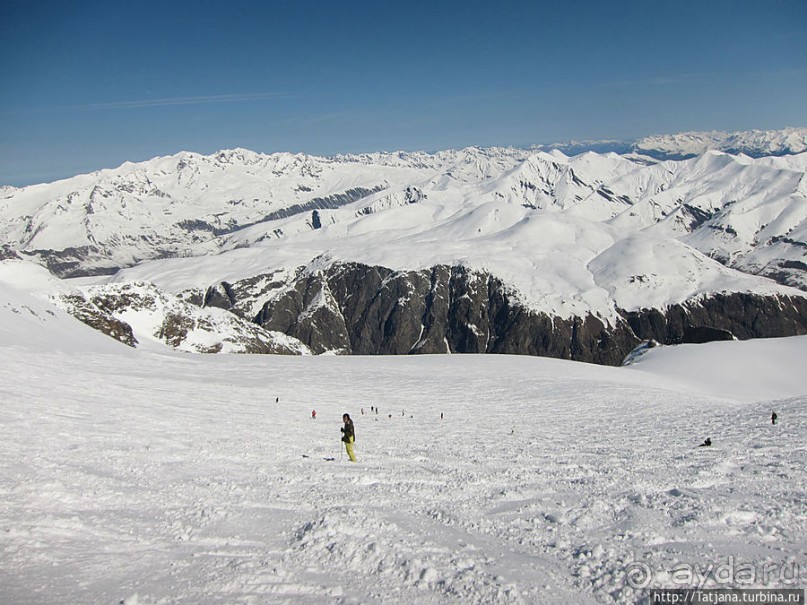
xmin=75 ymin=92 xmax=292 ymax=110
xmin=0 ymin=92 xmax=294 ymax=116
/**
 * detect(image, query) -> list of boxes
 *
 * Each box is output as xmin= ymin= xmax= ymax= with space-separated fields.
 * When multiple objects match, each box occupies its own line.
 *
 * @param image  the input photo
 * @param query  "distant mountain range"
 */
xmin=536 ymin=127 xmax=807 ymax=159
xmin=2 ymin=127 xmax=806 ymax=363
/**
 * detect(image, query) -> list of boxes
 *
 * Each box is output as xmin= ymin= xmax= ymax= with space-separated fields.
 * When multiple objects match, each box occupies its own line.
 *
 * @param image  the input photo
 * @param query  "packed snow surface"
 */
xmin=1 ymin=287 xmax=805 ymax=604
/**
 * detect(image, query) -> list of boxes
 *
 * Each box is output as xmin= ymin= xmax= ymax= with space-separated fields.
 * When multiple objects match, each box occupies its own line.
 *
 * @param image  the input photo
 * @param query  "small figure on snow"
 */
xmin=699 ymin=437 xmax=712 ymax=447
xmin=361 ymin=408 xmax=365 ymax=415
xmin=771 ymin=411 xmax=778 ymax=425
xmin=440 ymin=412 xmax=444 ymax=420
xmin=276 ymin=397 xmax=279 ymax=403
xmin=341 ymin=413 xmax=357 ymax=462
xmin=311 ymin=409 xmax=317 ymax=420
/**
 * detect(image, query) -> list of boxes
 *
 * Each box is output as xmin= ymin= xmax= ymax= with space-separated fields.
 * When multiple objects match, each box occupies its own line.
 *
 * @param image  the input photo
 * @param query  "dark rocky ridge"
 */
xmin=81 ymin=282 xmax=303 ymax=355
xmin=22 ymin=245 xmax=119 ymax=279
xmin=0 ymin=245 xmax=22 ymax=261
xmin=203 ymin=261 xmax=807 ymax=365
xmin=58 ymin=293 xmax=138 ymax=347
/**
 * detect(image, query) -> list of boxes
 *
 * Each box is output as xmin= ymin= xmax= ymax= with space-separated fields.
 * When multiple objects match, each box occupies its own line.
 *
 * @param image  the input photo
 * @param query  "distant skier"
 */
xmin=440 ymin=412 xmax=444 ymax=420
xmin=311 ymin=409 xmax=317 ymax=420
xmin=341 ymin=413 xmax=357 ymax=462
xmin=276 ymin=397 xmax=279 ymax=403
xmin=771 ymin=411 xmax=778 ymax=425
xmin=699 ymin=437 xmax=712 ymax=447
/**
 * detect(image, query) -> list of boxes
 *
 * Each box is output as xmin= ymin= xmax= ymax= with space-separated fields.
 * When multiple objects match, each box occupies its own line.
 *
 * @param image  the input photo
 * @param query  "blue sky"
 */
xmin=1 ymin=0 xmax=806 ymax=186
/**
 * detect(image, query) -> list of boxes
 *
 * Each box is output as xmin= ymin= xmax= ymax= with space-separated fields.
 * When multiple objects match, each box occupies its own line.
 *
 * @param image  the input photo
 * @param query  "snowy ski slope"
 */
xmin=1 ymin=276 xmax=804 ymax=604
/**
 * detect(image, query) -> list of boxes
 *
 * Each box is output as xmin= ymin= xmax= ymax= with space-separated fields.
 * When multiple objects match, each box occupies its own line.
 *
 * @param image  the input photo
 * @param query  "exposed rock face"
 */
xmin=0 ymin=245 xmax=22 ymax=261
xmin=25 ymin=246 xmax=123 ymax=279
xmin=203 ymin=282 xmax=237 ymax=311
xmin=209 ymin=262 xmax=807 ymax=365
xmin=56 ymin=293 xmax=138 ymax=347
xmin=623 ymin=293 xmax=807 ymax=344
xmin=81 ymin=282 xmax=310 ymax=355
xmin=49 ymin=259 xmax=807 ymax=362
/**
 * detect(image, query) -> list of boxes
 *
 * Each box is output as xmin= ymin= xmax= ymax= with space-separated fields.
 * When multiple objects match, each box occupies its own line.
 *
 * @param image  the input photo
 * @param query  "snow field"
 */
xmin=1 ymin=342 xmax=805 ymax=604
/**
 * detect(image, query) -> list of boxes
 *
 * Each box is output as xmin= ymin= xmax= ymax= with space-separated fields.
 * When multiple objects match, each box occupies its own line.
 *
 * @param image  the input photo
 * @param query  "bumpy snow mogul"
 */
xmin=1 ymin=128 xmax=807 ymax=363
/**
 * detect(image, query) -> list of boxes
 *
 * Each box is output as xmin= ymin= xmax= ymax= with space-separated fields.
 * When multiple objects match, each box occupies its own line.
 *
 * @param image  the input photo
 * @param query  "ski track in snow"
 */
xmin=0 ymin=348 xmax=805 ymax=604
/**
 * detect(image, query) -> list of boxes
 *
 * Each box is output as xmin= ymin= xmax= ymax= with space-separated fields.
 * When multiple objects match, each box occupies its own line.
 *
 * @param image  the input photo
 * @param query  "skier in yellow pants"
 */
xmin=341 ymin=413 xmax=357 ymax=462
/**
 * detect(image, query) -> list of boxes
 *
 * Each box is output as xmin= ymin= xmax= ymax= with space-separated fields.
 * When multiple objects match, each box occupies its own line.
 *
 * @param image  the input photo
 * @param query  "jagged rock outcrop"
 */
xmin=206 ymin=261 xmax=807 ymax=365
xmin=203 ymin=282 xmax=237 ymax=311
xmin=57 ymin=292 xmax=138 ymax=347
xmin=82 ymin=282 xmax=310 ymax=354
xmin=0 ymin=245 xmax=22 ymax=261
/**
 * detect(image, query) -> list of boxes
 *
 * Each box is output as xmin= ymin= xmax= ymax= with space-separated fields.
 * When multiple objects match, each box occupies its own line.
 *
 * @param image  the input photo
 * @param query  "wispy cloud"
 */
xmin=72 ymin=92 xmax=294 ymax=111
xmin=1 ymin=92 xmax=294 ymax=116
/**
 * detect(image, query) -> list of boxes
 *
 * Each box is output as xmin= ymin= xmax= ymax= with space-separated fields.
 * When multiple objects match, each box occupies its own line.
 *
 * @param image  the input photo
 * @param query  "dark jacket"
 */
xmin=341 ymin=420 xmax=355 ymax=443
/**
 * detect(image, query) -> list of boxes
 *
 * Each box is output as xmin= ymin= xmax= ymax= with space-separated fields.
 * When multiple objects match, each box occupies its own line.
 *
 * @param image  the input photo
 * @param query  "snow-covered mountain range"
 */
xmin=539 ymin=126 xmax=807 ymax=159
xmin=2 ymin=128 xmax=807 ymax=362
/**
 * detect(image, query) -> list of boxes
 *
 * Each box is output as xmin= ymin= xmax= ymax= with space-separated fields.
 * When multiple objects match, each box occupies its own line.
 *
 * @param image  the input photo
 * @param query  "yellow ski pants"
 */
xmin=344 ymin=437 xmax=357 ymax=462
